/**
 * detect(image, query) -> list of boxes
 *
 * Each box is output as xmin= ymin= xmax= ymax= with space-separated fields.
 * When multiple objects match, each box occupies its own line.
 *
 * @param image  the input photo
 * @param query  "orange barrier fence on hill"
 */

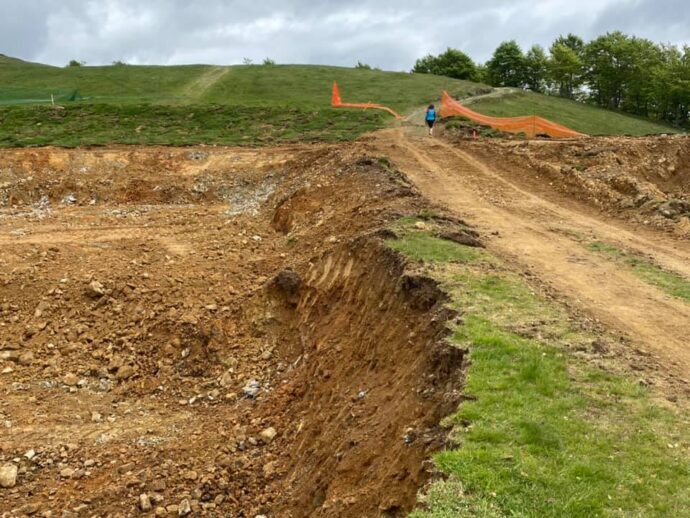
xmin=440 ymin=91 xmax=586 ymax=138
xmin=331 ymin=82 xmax=403 ymax=119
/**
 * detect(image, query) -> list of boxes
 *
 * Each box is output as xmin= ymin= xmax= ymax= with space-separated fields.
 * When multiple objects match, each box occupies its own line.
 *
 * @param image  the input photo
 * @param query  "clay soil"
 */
xmin=2 ymin=128 xmax=690 ymax=517
xmin=0 ymin=145 xmax=464 ymax=517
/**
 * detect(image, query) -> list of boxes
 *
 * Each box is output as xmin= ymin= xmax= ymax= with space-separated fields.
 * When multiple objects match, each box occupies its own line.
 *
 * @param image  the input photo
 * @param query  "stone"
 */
xmin=60 ymin=467 xmax=75 ymax=479
xmin=243 ymin=380 xmax=261 ymax=398
xmin=86 ymin=280 xmax=105 ymax=299
xmin=91 ymin=412 xmax=102 ymax=423
xmin=154 ymin=508 xmax=167 ymax=517
xmin=139 ymin=493 xmax=153 ymax=512
xmin=63 ymin=373 xmax=78 ymax=386
xmin=178 ymin=499 xmax=191 ymax=516
xmin=219 ymin=370 xmax=234 ymax=388
xmin=0 ymin=463 xmax=18 ymax=488
xmin=259 ymin=427 xmax=277 ymax=443
xmin=116 ymin=364 xmax=135 ymax=380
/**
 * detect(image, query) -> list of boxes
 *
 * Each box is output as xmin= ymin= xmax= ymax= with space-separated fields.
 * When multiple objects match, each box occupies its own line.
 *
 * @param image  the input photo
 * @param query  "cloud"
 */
xmin=0 ymin=0 xmax=688 ymax=69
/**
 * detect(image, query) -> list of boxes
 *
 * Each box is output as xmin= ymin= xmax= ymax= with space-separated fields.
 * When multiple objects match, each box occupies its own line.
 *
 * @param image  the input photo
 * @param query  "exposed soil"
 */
xmin=0 ymin=145 xmax=465 ymax=516
xmin=459 ymin=136 xmax=690 ymax=236
xmin=3 ymin=127 xmax=690 ymax=517
xmin=365 ymin=127 xmax=690 ymax=396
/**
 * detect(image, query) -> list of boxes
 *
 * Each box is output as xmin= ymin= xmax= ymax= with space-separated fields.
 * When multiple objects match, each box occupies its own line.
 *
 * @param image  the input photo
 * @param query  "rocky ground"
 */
xmin=458 ymin=135 xmax=690 ymax=237
xmin=0 ymin=145 xmax=467 ymax=517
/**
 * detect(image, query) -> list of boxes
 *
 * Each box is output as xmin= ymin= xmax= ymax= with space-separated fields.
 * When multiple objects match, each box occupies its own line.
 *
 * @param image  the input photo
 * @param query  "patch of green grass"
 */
xmin=387 ymin=221 xmax=484 ymax=264
xmin=588 ymin=241 xmax=690 ymax=302
xmin=401 ymin=254 xmax=690 ymax=516
xmin=0 ymin=104 xmax=383 ymax=147
xmin=470 ymin=90 xmax=680 ymax=136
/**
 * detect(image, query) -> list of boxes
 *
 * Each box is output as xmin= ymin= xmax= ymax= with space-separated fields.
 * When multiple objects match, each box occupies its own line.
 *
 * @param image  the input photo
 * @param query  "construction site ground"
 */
xmin=1 ymin=122 xmax=689 ymax=517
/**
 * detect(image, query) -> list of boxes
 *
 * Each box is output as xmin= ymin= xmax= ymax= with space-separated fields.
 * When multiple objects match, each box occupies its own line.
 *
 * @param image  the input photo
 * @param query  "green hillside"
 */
xmin=0 ymin=62 xmax=483 ymax=110
xmin=468 ymin=89 xmax=678 ymax=136
xmin=0 ymin=57 xmax=682 ymax=147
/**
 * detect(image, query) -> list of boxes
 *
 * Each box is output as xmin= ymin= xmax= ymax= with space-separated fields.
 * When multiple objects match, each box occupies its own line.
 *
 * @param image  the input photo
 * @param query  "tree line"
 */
xmin=412 ymin=32 xmax=690 ymax=127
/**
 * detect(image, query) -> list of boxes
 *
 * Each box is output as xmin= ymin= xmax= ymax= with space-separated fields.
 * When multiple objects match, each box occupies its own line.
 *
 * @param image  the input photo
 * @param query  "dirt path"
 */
xmin=181 ymin=66 xmax=230 ymax=99
xmin=369 ymin=128 xmax=690 ymax=382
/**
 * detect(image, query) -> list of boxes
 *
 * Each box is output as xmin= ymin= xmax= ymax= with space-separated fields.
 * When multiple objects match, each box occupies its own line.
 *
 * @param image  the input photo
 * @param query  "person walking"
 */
xmin=425 ymin=104 xmax=438 ymax=136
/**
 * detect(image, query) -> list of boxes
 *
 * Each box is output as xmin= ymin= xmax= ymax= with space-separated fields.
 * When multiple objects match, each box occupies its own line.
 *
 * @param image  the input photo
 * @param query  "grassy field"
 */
xmin=469 ymin=90 xmax=679 ymax=136
xmin=0 ymin=57 xmax=683 ymax=146
xmin=389 ymin=217 xmax=689 ymax=517
xmin=0 ymin=62 xmax=485 ymax=147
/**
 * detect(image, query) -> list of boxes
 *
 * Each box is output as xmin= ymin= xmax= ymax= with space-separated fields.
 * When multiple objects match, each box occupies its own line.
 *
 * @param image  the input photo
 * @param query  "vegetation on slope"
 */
xmin=468 ymin=90 xmax=679 ymax=136
xmin=390 ymin=217 xmax=690 ymax=517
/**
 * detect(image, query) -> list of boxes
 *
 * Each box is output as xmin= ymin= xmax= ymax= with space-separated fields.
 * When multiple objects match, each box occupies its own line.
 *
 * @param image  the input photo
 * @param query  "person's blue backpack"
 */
xmin=426 ymin=108 xmax=437 ymax=121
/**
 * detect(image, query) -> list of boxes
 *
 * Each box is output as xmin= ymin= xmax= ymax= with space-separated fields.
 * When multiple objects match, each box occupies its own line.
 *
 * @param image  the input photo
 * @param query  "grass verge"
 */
xmin=387 ymin=218 xmax=690 ymax=517
xmin=587 ymin=241 xmax=690 ymax=302
xmin=0 ymin=104 xmax=384 ymax=147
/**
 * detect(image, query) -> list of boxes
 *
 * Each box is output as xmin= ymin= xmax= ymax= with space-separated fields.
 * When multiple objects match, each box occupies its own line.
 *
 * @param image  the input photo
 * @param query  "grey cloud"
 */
xmin=1 ymin=0 xmax=689 ymax=69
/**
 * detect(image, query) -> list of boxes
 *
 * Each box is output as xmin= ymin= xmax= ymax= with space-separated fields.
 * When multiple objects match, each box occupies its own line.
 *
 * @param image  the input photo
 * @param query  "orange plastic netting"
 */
xmin=331 ymin=82 xmax=403 ymax=119
xmin=440 ymin=91 xmax=586 ymax=138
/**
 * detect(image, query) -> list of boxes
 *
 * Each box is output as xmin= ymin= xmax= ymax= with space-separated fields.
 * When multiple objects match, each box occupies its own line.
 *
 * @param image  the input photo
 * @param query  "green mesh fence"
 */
xmin=0 ymin=88 xmax=83 ymax=105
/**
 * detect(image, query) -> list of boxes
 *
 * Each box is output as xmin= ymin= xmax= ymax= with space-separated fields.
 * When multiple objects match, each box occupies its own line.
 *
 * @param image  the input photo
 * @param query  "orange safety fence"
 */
xmin=331 ymin=82 xmax=403 ymax=119
xmin=440 ymin=91 xmax=586 ymax=139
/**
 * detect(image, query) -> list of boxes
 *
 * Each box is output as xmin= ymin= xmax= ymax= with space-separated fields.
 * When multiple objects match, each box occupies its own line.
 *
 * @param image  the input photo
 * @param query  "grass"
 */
xmin=0 ymin=58 xmax=682 ymax=146
xmin=0 ymin=104 xmax=383 ymax=147
xmin=587 ymin=241 xmax=690 ymax=302
xmin=0 ymin=62 xmax=483 ymax=146
xmin=387 ymin=218 xmax=690 ymax=517
xmin=469 ymin=90 xmax=680 ymax=136
xmin=0 ymin=63 xmax=484 ymax=110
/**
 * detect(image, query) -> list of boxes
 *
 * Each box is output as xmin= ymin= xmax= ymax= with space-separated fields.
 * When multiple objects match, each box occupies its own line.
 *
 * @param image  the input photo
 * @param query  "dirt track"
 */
xmin=367 ymin=127 xmax=690 ymax=388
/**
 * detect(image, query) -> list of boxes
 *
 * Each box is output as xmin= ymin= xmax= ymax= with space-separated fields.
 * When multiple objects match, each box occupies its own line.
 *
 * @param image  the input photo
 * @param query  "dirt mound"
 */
xmin=462 ymin=135 xmax=690 ymax=235
xmin=0 ymin=145 xmax=467 ymax=516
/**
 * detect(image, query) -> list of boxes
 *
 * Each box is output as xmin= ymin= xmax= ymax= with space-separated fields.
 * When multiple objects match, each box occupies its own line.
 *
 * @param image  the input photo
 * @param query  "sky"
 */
xmin=1 ymin=0 xmax=689 ymax=70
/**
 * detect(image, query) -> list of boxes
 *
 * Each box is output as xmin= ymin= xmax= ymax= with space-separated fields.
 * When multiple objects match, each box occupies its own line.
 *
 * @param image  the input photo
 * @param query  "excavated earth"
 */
xmin=0 ymin=145 xmax=467 ymax=517
xmin=459 ymin=135 xmax=690 ymax=236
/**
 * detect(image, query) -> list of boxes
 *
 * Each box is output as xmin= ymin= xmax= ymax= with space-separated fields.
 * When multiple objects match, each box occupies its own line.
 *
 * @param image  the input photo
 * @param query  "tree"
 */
xmin=262 ymin=57 xmax=276 ymax=66
xmin=583 ymin=31 xmax=637 ymax=109
xmin=486 ymin=41 xmax=527 ymax=87
xmin=412 ymin=48 xmax=478 ymax=81
xmin=242 ymin=57 xmax=253 ymax=65
xmin=552 ymin=34 xmax=585 ymax=56
xmin=67 ymin=60 xmax=84 ymax=67
xmin=355 ymin=61 xmax=372 ymax=70
xmin=548 ymin=44 xmax=583 ymax=98
xmin=524 ymin=45 xmax=548 ymax=92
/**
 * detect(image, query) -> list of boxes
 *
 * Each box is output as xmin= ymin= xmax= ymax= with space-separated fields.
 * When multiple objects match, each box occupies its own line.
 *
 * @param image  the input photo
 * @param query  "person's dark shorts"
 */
xmin=426 ymin=119 xmax=436 ymax=128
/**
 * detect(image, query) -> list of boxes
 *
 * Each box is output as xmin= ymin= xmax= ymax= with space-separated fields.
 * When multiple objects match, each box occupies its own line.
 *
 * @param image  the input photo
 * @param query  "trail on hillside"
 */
xmin=181 ymin=66 xmax=230 ymax=100
xmin=368 ymin=127 xmax=690 ymax=386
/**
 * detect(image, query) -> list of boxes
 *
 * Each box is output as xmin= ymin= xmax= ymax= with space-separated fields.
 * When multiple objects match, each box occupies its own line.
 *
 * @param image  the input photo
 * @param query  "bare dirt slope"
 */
xmin=366 ymin=127 xmax=690 ymax=392
xmin=0 ymin=145 xmax=465 ymax=517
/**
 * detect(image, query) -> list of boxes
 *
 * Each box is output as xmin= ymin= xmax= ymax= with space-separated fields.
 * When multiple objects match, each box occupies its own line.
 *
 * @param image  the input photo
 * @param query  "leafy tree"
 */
xmin=583 ymin=31 xmax=637 ymax=109
xmin=412 ymin=48 xmax=478 ymax=81
xmin=112 ymin=60 xmax=128 ymax=66
xmin=67 ymin=60 xmax=85 ymax=67
xmin=486 ymin=41 xmax=527 ymax=87
xmin=355 ymin=61 xmax=372 ymax=70
xmin=524 ymin=45 xmax=548 ymax=92
xmin=242 ymin=57 xmax=253 ymax=65
xmin=549 ymin=44 xmax=583 ymax=98
xmin=262 ymin=57 xmax=276 ymax=66
xmin=552 ymin=34 xmax=585 ymax=56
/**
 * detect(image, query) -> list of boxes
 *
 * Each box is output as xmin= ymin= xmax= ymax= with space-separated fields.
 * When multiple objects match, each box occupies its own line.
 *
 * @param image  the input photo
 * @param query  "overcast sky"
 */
xmin=1 ymin=0 xmax=689 ymax=70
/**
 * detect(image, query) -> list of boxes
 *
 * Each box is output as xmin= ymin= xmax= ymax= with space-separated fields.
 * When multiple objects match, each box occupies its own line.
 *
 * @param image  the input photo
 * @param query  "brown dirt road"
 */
xmin=366 ymin=127 xmax=690 ymax=390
